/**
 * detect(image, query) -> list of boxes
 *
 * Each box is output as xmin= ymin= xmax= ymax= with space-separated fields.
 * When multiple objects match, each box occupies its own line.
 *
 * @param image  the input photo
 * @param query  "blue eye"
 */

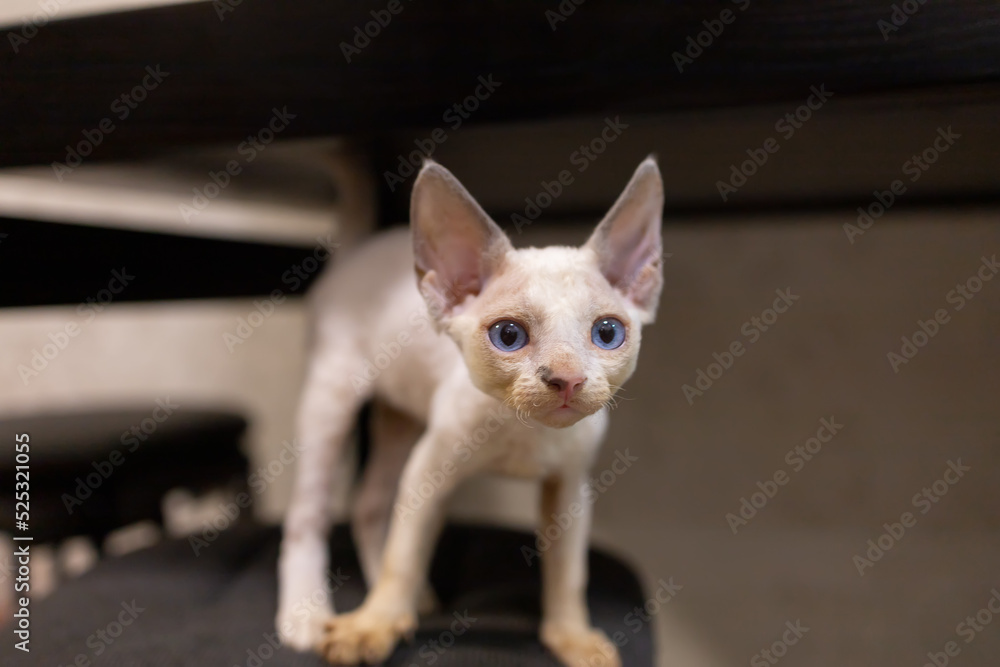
xmin=592 ymin=317 xmax=626 ymax=349
xmin=488 ymin=320 xmax=529 ymax=351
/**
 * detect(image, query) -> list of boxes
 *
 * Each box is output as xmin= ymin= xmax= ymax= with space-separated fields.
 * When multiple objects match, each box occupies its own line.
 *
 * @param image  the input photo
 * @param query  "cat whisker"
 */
xmin=607 ymin=385 xmax=635 ymax=402
xmin=503 ymin=396 xmax=528 ymax=427
xmin=514 ymin=403 xmax=530 ymax=427
xmin=501 ymin=396 xmax=517 ymax=419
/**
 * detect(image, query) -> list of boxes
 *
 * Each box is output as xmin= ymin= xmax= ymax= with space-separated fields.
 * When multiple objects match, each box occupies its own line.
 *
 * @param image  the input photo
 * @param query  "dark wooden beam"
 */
xmin=2 ymin=0 xmax=999 ymax=168
xmin=0 ymin=218 xmax=326 ymax=307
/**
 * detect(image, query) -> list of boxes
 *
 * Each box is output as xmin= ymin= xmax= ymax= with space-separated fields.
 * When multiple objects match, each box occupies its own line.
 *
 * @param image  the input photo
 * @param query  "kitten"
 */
xmin=277 ymin=157 xmax=664 ymax=667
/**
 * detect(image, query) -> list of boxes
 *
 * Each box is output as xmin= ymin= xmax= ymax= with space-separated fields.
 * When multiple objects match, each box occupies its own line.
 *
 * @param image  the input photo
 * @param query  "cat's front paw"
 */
xmin=276 ymin=606 xmax=331 ymax=652
xmin=541 ymin=623 xmax=621 ymax=667
xmin=319 ymin=606 xmax=416 ymax=664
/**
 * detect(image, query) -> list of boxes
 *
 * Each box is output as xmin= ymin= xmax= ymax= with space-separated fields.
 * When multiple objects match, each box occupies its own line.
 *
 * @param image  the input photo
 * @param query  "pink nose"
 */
xmin=546 ymin=375 xmax=586 ymax=403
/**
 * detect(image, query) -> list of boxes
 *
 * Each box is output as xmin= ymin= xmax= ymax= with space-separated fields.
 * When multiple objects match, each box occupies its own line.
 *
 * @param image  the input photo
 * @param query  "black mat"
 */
xmin=1 ymin=523 xmax=654 ymax=666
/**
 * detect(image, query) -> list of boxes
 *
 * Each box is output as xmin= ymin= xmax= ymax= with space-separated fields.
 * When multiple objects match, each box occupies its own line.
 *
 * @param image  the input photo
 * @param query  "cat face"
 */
xmin=447 ymin=246 xmax=643 ymax=426
xmin=411 ymin=158 xmax=664 ymax=428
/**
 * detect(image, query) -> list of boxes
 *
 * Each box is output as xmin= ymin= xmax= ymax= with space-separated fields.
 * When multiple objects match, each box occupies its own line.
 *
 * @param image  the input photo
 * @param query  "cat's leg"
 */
xmin=277 ymin=346 xmax=369 ymax=651
xmin=538 ymin=473 xmax=621 ymax=667
xmin=353 ymin=400 xmax=438 ymax=615
xmin=351 ymin=400 xmax=423 ymax=590
xmin=320 ymin=428 xmax=468 ymax=664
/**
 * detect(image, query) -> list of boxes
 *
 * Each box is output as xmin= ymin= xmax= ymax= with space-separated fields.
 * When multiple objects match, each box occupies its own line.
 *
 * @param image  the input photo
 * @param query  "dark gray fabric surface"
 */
xmin=1 ymin=523 xmax=654 ymax=666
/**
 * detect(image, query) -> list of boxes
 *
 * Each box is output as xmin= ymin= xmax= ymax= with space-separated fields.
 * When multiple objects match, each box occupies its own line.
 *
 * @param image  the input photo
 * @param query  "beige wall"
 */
xmin=517 ymin=211 xmax=1000 ymax=666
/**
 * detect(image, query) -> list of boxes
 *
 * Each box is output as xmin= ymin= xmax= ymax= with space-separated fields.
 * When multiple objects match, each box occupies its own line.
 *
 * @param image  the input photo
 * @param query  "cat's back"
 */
xmin=308 ymin=227 xmax=460 ymax=418
xmin=309 ymin=227 xmax=413 ymax=309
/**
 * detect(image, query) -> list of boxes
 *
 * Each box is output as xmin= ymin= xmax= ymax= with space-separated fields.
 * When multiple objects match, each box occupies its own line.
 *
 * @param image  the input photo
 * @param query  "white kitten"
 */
xmin=277 ymin=157 xmax=664 ymax=667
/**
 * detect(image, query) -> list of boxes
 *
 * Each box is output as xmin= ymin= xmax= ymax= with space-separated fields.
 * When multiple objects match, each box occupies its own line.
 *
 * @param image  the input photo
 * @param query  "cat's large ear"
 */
xmin=584 ymin=156 xmax=664 ymax=323
xmin=411 ymin=161 xmax=513 ymax=322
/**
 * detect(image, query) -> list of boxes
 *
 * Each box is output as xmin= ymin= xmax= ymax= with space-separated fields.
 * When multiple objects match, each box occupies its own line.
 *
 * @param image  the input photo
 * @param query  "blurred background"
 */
xmin=0 ymin=1 xmax=998 ymax=666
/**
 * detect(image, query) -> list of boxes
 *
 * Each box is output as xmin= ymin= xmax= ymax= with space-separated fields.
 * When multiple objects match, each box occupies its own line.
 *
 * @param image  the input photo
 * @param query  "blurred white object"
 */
xmin=103 ymin=522 xmax=162 ymax=557
xmin=0 ymin=1 xmax=201 ymax=30
xmin=162 ymin=487 xmax=236 ymax=538
xmin=58 ymin=535 xmax=101 ymax=577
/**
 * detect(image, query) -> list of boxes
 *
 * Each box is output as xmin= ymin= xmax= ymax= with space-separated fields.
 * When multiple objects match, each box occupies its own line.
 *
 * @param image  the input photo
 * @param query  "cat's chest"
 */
xmin=484 ymin=415 xmax=607 ymax=479
xmin=488 ymin=438 xmax=561 ymax=478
